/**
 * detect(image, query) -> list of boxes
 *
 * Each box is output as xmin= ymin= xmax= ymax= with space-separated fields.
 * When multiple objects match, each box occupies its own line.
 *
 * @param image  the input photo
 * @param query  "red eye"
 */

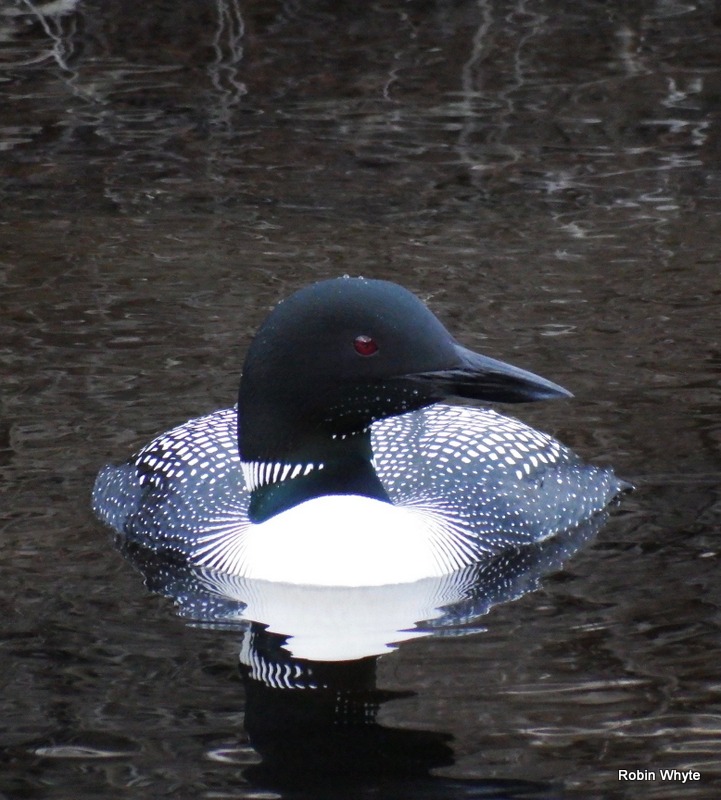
xmin=353 ymin=334 xmax=378 ymax=356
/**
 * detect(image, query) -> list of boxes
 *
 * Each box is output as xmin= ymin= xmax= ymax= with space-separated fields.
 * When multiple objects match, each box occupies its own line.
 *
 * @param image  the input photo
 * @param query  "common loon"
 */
xmin=93 ymin=277 xmax=626 ymax=587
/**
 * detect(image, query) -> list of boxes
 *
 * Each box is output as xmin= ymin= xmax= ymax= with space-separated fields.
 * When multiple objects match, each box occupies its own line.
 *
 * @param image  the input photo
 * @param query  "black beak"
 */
xmin=409 ymin=344 xmax=572 ymax=403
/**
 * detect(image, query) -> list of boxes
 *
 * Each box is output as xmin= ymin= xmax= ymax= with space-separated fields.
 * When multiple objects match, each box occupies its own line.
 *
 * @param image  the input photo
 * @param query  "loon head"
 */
xmin=238 ymin=277 xmax=570 ymax=521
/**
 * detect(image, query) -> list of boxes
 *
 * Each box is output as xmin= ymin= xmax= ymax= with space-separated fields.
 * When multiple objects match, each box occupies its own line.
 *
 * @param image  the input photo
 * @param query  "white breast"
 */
xmin=192 ymin=494 xmax=476 ymax=587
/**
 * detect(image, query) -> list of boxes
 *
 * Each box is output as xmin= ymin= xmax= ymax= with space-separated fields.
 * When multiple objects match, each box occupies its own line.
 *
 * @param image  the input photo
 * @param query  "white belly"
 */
xmin=194 ymin=494 xmax=473 ymax=587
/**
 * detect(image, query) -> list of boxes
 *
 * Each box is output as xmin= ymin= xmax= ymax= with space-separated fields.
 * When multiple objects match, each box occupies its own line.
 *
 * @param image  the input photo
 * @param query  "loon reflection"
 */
xmin=119 ymin=517 xmax=598 ymax=797
xmin=239 ymin=629 xmax=562 ymax=798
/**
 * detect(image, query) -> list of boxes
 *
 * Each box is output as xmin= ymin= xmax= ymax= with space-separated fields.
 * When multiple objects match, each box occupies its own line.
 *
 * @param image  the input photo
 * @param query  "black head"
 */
xmin=238 ymin=277 xmax=569 ymax=464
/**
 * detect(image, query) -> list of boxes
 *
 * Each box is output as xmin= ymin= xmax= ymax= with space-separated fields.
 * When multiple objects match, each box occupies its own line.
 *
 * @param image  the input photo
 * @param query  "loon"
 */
xmin=93 ymin=277 xmax=626 ymax=587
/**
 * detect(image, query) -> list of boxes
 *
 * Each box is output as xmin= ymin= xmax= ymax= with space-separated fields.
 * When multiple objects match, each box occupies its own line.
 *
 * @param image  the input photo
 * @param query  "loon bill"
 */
xmin=93 ymin=276 xmax=627 ymax=587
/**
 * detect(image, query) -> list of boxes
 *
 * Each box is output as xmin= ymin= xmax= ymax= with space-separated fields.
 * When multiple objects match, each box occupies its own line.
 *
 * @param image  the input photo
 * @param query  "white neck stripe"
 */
xmin=241 ymin=460 xmax=325 ymax=492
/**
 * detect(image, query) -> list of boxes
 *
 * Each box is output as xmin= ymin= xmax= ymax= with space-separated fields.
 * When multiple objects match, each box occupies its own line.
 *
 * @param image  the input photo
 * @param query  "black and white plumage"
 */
xmin=93 ymin=277 xmax=626 ymax=586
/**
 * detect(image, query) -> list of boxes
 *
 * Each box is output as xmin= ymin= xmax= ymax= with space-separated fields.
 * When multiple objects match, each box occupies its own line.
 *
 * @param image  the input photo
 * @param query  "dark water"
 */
xmin=2 ymin=0 xmax=721 ymax=797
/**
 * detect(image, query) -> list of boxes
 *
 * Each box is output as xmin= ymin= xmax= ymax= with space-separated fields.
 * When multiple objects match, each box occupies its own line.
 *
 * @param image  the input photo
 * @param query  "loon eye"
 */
xmin=353 ymin=334 xmax=378 ymax=356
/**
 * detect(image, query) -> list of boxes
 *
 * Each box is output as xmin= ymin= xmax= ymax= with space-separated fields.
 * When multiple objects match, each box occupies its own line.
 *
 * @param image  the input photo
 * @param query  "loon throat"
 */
xmin=241 ymin=449 xmax=391 ymax=524
xmin=237 ymin=410 xmax=394 ymax=523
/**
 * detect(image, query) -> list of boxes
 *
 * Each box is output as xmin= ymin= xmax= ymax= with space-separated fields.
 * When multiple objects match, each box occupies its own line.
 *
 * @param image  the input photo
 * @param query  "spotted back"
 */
xmin=93 ymin=403 xmax=624 ymax=563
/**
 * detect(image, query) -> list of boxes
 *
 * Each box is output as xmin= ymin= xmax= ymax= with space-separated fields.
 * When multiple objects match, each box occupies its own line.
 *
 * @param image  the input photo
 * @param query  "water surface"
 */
xmin=2 ymin=1 xmax=721 ymax=797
